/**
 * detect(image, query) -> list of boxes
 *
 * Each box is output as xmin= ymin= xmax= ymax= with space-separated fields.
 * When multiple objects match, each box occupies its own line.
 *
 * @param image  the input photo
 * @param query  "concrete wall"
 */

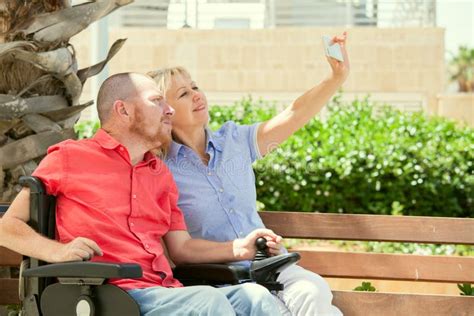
xmin=72 ymin=27 xmax=445 ymax=119
xmin=437 ymin=93 xmax=474 ymax=127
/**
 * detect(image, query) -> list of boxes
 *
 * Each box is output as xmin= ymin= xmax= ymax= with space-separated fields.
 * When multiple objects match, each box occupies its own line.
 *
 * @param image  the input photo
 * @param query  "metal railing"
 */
xmin=109 ymin=0 xmax=436 ymax=29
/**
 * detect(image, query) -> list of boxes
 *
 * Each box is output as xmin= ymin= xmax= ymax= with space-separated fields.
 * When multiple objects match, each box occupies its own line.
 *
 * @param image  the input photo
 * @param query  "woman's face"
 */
xmin=165 ymin=73 xmax=209 ymax=130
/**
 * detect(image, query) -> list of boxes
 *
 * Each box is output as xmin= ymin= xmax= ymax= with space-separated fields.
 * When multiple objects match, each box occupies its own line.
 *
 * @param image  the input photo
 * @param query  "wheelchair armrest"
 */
xmin=250 ymin=252 xmax=301 ymax=284
xmin=24 ymin=262 xmax=143 ymax=315
xmin=173 ymin=263 xmax=251 ymax=285
xmin=22 ymin=262 xmax=142 ymax=279
xmin=173 ymin=252 xmax=300 ymax=290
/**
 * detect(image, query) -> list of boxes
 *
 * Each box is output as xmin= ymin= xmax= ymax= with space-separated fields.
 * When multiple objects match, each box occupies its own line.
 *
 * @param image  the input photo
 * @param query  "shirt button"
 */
xmin=130 ymin=222 xmax=134 ymax=227
xmin=145 ymin=244 xmax=150 ymax=249
xmin=239 ymin=232 xmax=244 ymax=236
xmin=119 ymin=147 xmax=124 ymax=151
xmin=208 ymin=172 xmax=212 ymax=176
xmin=132 ymin=194 xmax=137 ymax=199
xmin=229 ymin=209 xmax=234 ymax=213
xmin=219 ymin=188 xmax=224 ymax=193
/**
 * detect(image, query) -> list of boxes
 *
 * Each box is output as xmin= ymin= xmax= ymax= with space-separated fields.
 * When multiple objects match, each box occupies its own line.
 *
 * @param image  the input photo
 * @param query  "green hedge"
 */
xmin=75 ymin=95 xmax=474 ymax=217
xmin=209 ymin=96 xmax=473 ymax=217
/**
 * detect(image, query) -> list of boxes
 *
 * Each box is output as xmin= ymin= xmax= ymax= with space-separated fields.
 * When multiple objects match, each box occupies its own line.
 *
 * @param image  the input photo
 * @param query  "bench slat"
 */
xmin=0 ymin=279 xmax=19 ymax=305
xmin=260 ymin=211 xmax=474 ymax=244
xmin=0 ymin=210 xmax=24 ymax=267
xmin=296 ymin=250 xmax=474 ymax=283
xmin=332 ymin=290 xmax=474 ymax=316
xmin=0 ymin=246 xmax=22 ymax=266
xmin=3 ymin=280 xmax=472 ymax=312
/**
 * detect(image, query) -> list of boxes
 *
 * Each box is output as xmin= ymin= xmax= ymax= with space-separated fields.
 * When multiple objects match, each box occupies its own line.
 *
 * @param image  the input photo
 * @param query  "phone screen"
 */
xmin=322 ymin=35 xmax=344 ymax=62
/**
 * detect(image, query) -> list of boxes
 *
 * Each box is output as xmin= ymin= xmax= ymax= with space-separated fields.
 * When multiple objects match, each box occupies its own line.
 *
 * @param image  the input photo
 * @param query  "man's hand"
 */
xmin=50 ymin=237 xmax=103 ymax=263
xmin=233 ymin=228 xmax=283 ymax=260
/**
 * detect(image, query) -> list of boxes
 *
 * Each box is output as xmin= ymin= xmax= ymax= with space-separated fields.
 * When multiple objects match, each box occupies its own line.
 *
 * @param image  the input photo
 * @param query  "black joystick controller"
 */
xmin=254 ymin=237 xmax=269 ymax=261
xmin=250 ymin=236 xmax=300 ymax=292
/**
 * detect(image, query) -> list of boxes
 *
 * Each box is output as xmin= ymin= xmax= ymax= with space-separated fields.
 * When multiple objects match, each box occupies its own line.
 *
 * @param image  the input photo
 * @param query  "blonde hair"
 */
xmin=147 ymin=66 xmax=191 ymax=96
xmin=147 ymin=67 xmax=193 ymax=158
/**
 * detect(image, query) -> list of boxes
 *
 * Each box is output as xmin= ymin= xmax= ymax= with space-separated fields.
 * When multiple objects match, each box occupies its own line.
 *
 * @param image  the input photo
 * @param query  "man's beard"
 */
xmin=129 ymin=107 xmax=171 ymax=153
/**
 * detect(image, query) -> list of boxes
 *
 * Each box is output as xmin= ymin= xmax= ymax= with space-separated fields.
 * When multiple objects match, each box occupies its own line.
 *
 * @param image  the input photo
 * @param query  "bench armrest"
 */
xmin=22 ymin=262 xmax=142 ymax=279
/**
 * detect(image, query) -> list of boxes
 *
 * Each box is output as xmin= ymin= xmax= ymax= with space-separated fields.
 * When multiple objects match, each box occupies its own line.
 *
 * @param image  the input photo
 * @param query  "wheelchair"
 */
xmin=17 ymin=176 xmax=300 ymax=316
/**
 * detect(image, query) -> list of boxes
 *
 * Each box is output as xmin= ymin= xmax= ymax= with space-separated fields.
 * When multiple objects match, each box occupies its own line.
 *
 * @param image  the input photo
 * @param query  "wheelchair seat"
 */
xmin=18 ymin=176 xmax=142 ymax=316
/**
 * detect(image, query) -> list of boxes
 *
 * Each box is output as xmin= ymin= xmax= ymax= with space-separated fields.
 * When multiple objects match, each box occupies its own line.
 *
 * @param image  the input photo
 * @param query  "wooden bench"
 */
xmin=2 ymin=206 xmax=473 ymax=315
xmin=260 ymin=211 xmax=474 ymax=315
xmin=1 ymin=203 xmax=22 ymax=307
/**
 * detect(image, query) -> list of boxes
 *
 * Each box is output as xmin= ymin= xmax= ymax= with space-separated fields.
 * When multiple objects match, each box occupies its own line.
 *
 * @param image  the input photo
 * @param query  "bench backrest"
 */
xmin=0 ymin=176 xmax=56 ymax=306
xmin=0 ymin=205 xmax=22 ymax=305
xmin=259 ymin=211 xmax=474 ymax=315
xmin=2 ymin=207 xmax=473 ymax=314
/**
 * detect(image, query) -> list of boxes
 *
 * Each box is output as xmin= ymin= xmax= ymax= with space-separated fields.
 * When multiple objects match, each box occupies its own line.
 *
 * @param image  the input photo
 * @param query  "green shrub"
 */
xmin=353 ymin=281 xmax=376 ymax=292
xmin=74 ymin=95 xmax=473 ymax=217
xmin=449 ymin=45 xmax=474 ymax=92
xmin=75 ymin=120 xmax=100 ymax=139
xmin=209 ymin=96 xmax=474 ymax=217
xmin=458 ymin=283 xmax=474 ymax=296
xmin=209 ymin=97 xmax=277 ymax=129
xmin=334 ymin=240 xmax=473 ymax=256
xmin=7 ymin=304 xmax=20 ymax=316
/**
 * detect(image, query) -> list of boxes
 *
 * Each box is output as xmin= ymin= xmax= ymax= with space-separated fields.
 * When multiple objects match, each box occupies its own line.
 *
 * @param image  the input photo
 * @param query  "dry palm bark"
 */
xmin=0 ymin=0 xmax=133 ymax=201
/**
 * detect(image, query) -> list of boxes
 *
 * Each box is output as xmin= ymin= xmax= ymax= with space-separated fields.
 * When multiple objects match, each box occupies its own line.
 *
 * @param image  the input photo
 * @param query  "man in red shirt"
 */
xmin=0 ymin=73 xmax=283 ymax=315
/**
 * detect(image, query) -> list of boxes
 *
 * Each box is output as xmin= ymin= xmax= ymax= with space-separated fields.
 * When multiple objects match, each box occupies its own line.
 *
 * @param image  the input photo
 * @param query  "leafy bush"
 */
xmin=209 ymin=96 xmax=474 ymax=217
xmin=208 ymin=97 xmax=277 ymax=130
xmin=353 ymin=281 xmax=376 ymax=292
xmin=7 ymin=304 xmax=20 ymax=316
xmin=75 ymin=96 xmax=473 ymax=217
xmin=75 ymin=120 xmax=100 ymax=139
xmin=458 ymin=283 xmax=474 ymax=296
xmin=333 ymin=240 xmax=473 ymax=256
xmin=449 ymin=45 xmax=474 ymax=92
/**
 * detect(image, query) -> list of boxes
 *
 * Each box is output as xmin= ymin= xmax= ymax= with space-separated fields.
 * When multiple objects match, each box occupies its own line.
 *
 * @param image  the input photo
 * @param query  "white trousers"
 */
xmin=274 ymin=265 xmax=343 ymax=316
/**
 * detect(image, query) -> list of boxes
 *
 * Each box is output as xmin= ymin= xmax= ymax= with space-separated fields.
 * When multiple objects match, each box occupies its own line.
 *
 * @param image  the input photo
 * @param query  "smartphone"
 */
xmin=322 ymin=35 xmax=344 ymax=62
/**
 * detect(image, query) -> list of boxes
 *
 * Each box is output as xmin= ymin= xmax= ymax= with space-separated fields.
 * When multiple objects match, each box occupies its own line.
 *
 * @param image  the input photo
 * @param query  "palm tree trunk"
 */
xmin=0 ymin=0 xmax=132 ymax=201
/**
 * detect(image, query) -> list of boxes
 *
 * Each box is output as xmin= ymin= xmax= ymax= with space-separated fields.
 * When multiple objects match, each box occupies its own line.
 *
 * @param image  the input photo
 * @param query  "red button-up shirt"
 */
xmin=32 ymin=129 xmax=186 ymax=290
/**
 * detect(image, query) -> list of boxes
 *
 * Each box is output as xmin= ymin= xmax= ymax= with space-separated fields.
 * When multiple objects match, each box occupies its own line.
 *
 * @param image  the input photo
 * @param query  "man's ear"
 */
xmin=113 ymin=100 xmax=131 ymax=121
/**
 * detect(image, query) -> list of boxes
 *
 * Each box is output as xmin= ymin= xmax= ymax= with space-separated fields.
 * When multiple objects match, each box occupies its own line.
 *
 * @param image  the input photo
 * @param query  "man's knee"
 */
xmin=290 ymin=279 xmax=331 ymax=300
xmin=199 ymin=286 xmax=232 ymax=304
xmin=218 ymin=283 xmax=281 ymax=315
xmin=237 ymin=283 xmax=275 ymax=303
xmin=193 ymin=287 xmax=235 ymax=315
xmin=281 ymin=267 xmax=333 ymax=300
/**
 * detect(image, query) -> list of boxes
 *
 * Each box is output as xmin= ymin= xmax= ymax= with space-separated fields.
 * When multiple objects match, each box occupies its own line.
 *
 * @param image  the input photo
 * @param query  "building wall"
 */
xmin=72 ymin=27 xmax=445 ymax=119
xmin=437 ymin=94 xmax=474 ymax=127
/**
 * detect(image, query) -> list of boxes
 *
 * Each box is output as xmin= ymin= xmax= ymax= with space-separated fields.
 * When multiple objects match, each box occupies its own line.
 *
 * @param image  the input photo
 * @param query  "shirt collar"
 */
xmin=143 ymin=151 xmax=159 ymax=168
xmin=168 ymin=128 xmax=222 ymax=160
xmin=205 ymin=128 xmax=223 ymax=152
xmin=93 ymin=128 xmax=158 ymax=166
xmin=168 ymin=141 xmax=184 ymax=159
xmin=93 ymin=128 xmax=122 ymax=150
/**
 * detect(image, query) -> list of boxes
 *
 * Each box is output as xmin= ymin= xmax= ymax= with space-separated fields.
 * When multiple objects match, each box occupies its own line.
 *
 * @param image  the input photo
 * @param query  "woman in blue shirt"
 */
xmin=149 ymin=32 xmax=349 ymax=316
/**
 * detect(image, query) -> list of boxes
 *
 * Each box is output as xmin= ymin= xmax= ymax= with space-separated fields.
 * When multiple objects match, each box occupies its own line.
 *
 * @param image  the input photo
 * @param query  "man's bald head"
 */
xmin=96 ymin=72 xmax=156 ymax=124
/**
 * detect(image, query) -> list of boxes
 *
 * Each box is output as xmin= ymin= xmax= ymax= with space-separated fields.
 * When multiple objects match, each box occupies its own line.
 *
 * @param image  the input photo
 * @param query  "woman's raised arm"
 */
xmin=257 ymin=32 xmax=350 ymax=156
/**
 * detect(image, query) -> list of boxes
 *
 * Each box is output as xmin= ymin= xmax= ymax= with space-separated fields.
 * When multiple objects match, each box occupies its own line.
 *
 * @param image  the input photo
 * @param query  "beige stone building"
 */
xmin=73 ymin=26 xmax=472 ymax=126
